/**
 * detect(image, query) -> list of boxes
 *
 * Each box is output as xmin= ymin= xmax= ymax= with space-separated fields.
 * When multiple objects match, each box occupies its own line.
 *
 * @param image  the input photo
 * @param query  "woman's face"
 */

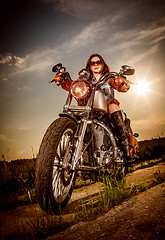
xmin=90 ymin=56 xmax=104 ymax=74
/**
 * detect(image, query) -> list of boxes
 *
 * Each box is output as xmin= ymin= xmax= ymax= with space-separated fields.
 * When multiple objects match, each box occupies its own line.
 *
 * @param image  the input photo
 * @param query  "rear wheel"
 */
xmin=35 ymin=117 xmax=77 ymax=214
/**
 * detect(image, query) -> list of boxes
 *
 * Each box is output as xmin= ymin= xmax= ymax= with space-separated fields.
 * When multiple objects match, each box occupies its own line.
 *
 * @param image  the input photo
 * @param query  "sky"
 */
xmin=0 ymin=0 xmax=165 ymax=161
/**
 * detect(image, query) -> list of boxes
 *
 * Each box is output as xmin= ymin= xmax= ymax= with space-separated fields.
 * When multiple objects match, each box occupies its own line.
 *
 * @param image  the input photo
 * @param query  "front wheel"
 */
xmin=35 ymin=117 xmax=77 ymax=214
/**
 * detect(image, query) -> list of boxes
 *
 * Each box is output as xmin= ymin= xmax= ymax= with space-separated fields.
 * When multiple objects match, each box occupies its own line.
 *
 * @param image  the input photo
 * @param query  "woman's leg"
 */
xmin=109 ymin=103 xmax=125 ymax=121
xmin=108 ymin=103 xmax=132 ymax=164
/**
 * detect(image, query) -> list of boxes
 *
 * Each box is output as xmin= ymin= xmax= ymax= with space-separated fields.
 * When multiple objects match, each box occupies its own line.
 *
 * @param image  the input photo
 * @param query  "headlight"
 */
xmin=70 ymin=80 xmax=91 ymax=99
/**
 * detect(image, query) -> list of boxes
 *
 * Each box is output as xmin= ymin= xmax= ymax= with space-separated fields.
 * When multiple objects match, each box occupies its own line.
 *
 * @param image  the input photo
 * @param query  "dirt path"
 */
xmin=46 ymin=182 xmax=165 ymax=240
xmin=0 ymin=162 xmax=165 ymax=240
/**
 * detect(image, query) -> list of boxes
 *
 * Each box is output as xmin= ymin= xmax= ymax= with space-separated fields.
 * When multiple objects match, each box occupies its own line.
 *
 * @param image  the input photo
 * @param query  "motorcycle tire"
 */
xmin=35 ymin=117 xmax=77 ymax=214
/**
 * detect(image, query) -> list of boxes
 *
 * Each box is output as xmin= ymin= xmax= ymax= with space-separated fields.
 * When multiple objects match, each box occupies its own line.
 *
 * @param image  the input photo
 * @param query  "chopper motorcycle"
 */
xmin=35 ymin=64 xmax=139 ymax=214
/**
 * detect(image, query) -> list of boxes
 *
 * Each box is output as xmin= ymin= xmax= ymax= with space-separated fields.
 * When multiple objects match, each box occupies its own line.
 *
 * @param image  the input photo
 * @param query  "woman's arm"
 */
xmin=54 ymin=72 xmax=72 ymax=91
xmin=109 ymin=77 xmax=130 ymax=92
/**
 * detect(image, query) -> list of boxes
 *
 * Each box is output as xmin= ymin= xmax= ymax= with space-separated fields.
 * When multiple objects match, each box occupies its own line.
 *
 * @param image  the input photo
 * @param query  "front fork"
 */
xmin=70 ymin=118 xmax=118 ymax=171
xmin=71 ymin=118 xmax=88 ymax=170
xmin=70 ymin=86 xmax=96 ymax=171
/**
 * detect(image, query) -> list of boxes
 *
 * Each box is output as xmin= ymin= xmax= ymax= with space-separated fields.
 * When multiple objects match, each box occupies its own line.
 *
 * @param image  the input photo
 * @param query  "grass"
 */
xmin=154 ymin=169 xmax=165 ymax=183
xmin=137 ymin=137 xmax=165 ymax=163
xmin=3 ymin=209 xmax=71 ymax=240
xmin=0 ymin=158 xmax=36 ymax=196
xmin=135 ymin=156 xmax=165 ymax=171
xmin=25 ymin=210 xmax=70 ymax=240
xmin=0 ymin=158 xmax=37 ymax=211
xmin=73 ymin=175 xmax=149 ymax=222
xmin=0 ymin=137 xmax=165 ymax=212
xmin=1 ymin=167 xmax=165 ymax=240
xmin=2 ymin=176 xmax=148 ymax=240
xmin=0 ymin=137 xmax=165 ymax=238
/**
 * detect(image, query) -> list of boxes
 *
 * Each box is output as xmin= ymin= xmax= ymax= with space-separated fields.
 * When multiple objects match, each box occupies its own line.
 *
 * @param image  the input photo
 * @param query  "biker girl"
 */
xmin=55 ymin=53 xmax=132 ymax=166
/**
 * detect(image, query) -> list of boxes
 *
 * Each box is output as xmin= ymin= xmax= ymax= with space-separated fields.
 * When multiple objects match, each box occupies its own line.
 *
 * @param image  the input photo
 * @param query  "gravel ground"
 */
xmin=0 ymin=162 xmax=164 ymax=240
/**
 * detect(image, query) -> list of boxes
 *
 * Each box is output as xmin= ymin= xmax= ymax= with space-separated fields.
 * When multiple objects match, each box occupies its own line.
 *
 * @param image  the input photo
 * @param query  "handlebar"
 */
xmin=96 ymin=72 xmax=118 ymax=88
xmin=49 ymin=79 xmax=55 ymax=83
xmin=50 ymin=68 xmax=136 ymax=87
xmin=96 ymin=72 xmax=136 ymax=89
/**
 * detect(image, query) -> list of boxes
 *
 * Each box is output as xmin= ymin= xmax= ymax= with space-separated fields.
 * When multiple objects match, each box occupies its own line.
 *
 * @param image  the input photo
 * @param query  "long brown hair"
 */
xmin=86 ymin=53 xmax=110 ymax=79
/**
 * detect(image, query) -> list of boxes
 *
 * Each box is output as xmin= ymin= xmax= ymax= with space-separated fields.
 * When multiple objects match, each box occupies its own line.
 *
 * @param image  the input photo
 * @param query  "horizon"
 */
xmin=1 ymin=136 xmax=165 ymax=162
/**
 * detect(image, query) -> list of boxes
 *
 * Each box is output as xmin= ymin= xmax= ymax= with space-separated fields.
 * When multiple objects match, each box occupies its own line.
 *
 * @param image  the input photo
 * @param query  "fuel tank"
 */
xmin=93 ymin=90 xmax=108 ymax=114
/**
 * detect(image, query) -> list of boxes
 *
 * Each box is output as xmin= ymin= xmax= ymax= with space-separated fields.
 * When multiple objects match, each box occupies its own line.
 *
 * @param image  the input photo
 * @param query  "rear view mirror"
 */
xmin=52 ymin=63 xmax=62 ymax=72
xmin=120 ymin=65 xmax=135 ymax=75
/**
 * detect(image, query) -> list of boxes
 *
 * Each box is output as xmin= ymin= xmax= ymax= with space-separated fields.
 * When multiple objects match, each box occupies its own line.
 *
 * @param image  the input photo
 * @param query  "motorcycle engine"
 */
xmin=93 ymin=124 xmax=113 ymax=166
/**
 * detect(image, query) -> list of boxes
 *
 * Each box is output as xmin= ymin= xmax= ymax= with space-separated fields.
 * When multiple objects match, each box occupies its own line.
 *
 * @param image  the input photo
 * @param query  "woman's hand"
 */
xmin=109 ymin=77 xmax=130 ymax=92
xmin=116 ymin=77 xmax=130 ymax=92
xmin=54 ymin=74 xmax=62 ymax=85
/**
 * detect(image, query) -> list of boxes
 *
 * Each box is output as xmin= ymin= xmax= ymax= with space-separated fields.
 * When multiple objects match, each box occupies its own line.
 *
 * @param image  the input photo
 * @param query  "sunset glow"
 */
xmin=134 ymin=80 xmax=150 ymax=96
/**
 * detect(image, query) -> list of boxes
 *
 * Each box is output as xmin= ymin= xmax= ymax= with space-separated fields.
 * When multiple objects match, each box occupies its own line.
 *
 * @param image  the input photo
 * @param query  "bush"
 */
xmin=0 ymin=158 xmax=36 ymax=197
xmin=0 ymin=137 xmax=164 ymax=201
xmin=137 ymin=137 xmax=165 ymax=163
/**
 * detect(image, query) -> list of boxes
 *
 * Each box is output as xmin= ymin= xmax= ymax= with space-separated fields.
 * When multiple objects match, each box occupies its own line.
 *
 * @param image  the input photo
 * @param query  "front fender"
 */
xmin=59 ymin=113 xmax=78 ymax=124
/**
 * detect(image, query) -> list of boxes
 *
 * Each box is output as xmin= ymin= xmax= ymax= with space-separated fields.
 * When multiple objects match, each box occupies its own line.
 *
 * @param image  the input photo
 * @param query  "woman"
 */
xmin=54 ymin=53 xmax=132 ymax=165
xmin=86 ymin=53 xmax=132 ymax=165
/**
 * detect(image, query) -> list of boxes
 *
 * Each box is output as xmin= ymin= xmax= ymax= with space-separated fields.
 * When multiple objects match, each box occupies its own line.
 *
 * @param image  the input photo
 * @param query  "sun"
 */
xmin=134 ymin=80 xmax=150 ymax=96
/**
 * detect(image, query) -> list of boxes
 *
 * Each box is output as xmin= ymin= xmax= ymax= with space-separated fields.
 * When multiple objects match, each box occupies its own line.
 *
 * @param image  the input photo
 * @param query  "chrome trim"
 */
xmin=93 ymin=90 xmax=108 ymax=113
xmin=93 ymin=119 xmax=117 ymax=162
xmin=71 ymin=119 xmax=88 ymax=170
xmin=63 ymin=105 xmax=91 ymax=112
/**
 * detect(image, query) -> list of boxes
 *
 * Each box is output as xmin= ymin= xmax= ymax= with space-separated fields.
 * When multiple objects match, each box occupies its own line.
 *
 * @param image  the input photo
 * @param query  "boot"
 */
xmin=110 ymin=110 xmax=132 ymax=166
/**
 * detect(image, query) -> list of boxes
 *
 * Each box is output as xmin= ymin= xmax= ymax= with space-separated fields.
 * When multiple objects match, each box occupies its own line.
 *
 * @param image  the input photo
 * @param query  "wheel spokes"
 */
xmin=59 ymin=132 xmax=70 ymax=157
xmin=52 ymin=128 xmax=75 ymax=202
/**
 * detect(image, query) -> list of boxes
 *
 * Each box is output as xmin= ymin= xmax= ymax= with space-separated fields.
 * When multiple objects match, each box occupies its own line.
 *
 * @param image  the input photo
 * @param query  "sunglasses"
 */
xmin=90 ymin=60 xmax=102 ymax=66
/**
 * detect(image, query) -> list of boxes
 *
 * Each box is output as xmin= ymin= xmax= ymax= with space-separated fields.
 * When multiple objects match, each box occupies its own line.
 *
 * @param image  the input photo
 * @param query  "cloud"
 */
xmin=1 ymin=12 xmax=165 ymax=79
xmin=0 ymin=76 xmax=8 ymax=81
xmin=42 ymin=0 xmax=154 ymax=24
xmin=14 ymin=56 xmax=26 ymax=68
xmin=41 ymin=0 xmax=112 ymax=19
xmin=17 ymin=126 xmax=31 ymax=131
xmin=108 ymin=22 xmax=165 ymax=45
xmin=54 ymin=0 xmax=96 ymax=17
xmin=41 ymin=0 xmax=165 ymax=25
xmin=0 ymin=54 xmax=28 ymax=68
xmin=104 ymin=17 xmax=165 ymax=64
xmin=0 ymin=134 xmax=15 ymax=142
xmin=0 ymin=16 xmax=109 ymax=77
xmin=0 ymin=54 xmax=12 ymax=64
xmin=133 ymin=119 xmax=165 ymax=128
xmin=131 ymin=118 xmax=165 ymax=139
xmin=61 ymin=18 xmax=108 ymax=53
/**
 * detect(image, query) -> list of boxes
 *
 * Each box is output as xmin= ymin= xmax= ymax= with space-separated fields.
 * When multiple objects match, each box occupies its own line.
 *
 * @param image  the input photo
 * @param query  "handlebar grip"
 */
xmin=48 ymin=79 xmax=55 ymax=84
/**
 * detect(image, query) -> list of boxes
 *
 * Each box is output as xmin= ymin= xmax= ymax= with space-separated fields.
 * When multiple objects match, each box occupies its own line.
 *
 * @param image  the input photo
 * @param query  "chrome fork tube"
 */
xmin=70 ymin=86 xmax=96 ymax=171
xmin=71 ymin=119 xmax=88 ymax=170
xmin=93 ymin=119 xmax=117 ymax=162
xmin=71 ymin=87 xmax=96 ymax=170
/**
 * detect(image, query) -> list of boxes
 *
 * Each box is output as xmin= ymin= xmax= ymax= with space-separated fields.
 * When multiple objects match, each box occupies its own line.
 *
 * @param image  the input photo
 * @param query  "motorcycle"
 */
xmin=35 ymin=64 xmax=139 ymax=214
